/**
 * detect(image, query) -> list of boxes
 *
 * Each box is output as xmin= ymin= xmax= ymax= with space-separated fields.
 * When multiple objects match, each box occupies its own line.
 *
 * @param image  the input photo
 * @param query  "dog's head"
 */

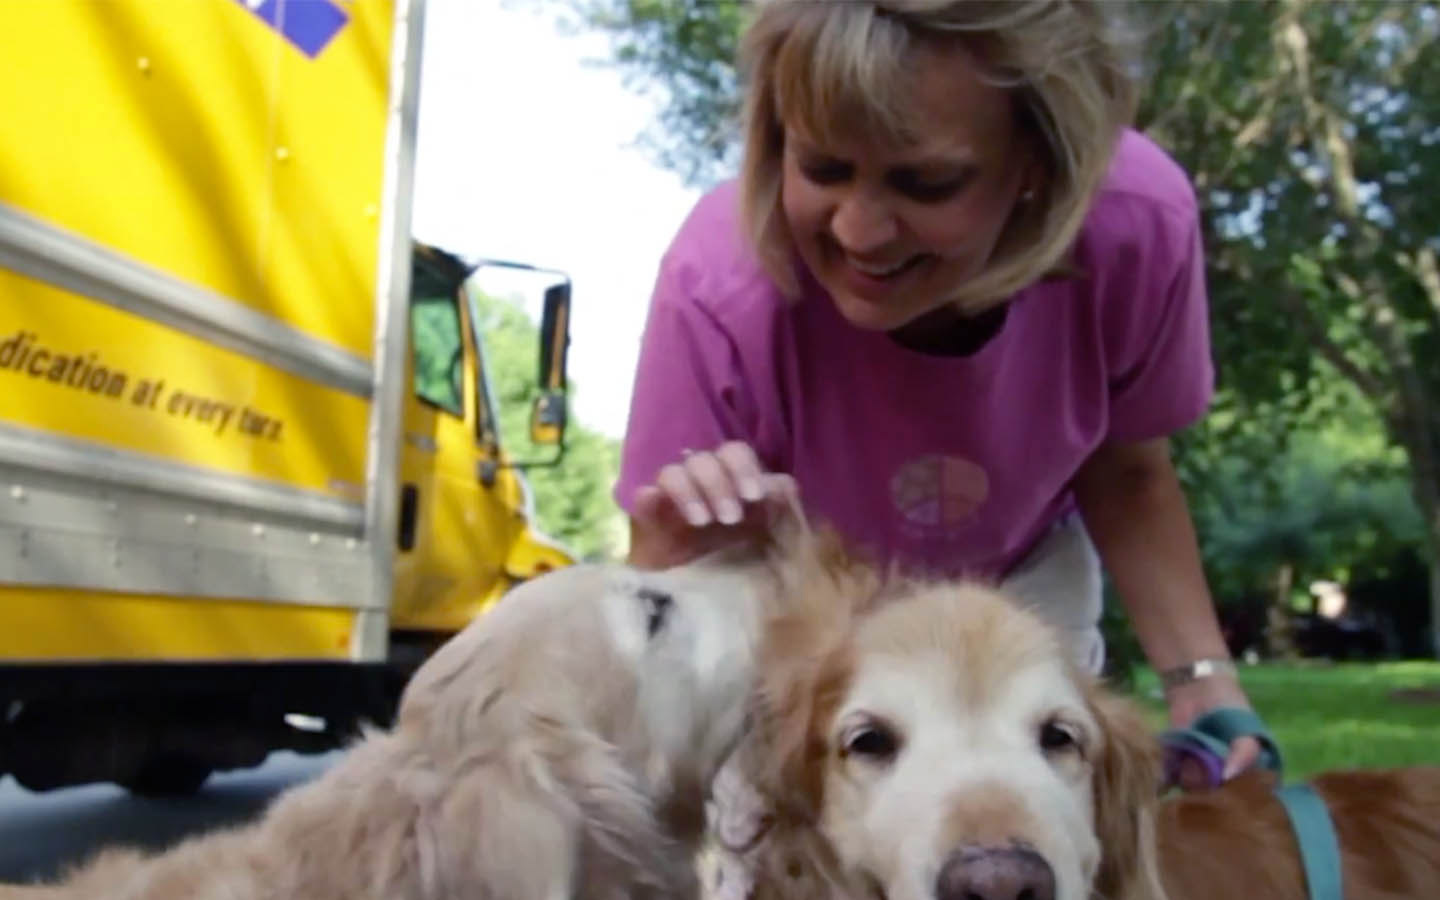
xmin=748 ymin=579 xmax=1166 ymax=900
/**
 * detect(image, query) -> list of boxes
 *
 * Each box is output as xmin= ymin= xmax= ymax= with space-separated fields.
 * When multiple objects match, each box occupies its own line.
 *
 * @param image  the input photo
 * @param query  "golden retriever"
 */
xmin=0 ymin=539 xmax=820 ymax=900
xmin=733 ymin=567 xmax=1167 ymax=900
xmin=727 ymin=539 xmax=1440 ymax=900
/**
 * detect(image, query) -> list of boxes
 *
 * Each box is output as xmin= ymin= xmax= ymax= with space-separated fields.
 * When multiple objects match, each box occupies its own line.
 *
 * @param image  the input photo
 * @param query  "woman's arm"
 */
xmin=1073 ymin=435 xmax=1261 ymax=780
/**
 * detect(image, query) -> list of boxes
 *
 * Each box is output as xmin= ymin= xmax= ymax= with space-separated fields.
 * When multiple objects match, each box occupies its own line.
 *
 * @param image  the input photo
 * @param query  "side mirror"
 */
xmin=530 ymin=283 xmax=570 ymax=447
xmin=529 ymin=390 xmax=566 ymax=446
xmin=538 ymin=283 xmax=571 ymax=393
xmin=463 ymin=258 xmax=573 ymax=469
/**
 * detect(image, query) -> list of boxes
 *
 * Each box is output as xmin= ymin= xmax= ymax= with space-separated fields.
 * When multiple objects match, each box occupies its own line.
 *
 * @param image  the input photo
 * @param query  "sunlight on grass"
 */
xmin=1126 ymin=661 xmax=1440 ymax=778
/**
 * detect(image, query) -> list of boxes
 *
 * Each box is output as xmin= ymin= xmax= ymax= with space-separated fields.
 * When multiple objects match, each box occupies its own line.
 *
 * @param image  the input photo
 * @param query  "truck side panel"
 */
xmin=0 ymin=270 xmax=371 ymax=499
xmin=0 ymin=0 xmax=417 ymax=664
xmin=0 ymin=588 xmax=356 ymax=662
xmin=0 ymin=0 xmax=394 ymax=358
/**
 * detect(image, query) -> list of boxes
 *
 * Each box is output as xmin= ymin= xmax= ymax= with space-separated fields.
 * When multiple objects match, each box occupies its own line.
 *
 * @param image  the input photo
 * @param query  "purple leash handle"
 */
xmin=1161 ymin=735 xmax=1226 ymax=790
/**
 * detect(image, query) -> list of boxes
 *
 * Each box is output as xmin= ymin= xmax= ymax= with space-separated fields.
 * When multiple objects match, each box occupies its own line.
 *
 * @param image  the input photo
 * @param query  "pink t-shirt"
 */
xmin=614 ymin=129 xmax=1214 ymax=580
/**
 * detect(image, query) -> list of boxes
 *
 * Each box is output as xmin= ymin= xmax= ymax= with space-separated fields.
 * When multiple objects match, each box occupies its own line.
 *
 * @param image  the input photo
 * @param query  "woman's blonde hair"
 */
xmin=737 ymin=0 xmax=1141 ymax=311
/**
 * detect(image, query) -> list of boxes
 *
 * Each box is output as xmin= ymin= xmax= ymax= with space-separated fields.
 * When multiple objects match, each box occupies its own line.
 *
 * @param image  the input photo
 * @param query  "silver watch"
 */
xmin=1159 ymin=657 xmax=1237 ymax=691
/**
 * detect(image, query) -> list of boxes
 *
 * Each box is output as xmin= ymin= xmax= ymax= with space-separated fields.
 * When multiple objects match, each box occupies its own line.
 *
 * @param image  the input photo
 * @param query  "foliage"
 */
xmin=552 ymin=0 xmax=748 ymax=187
xmin=471 ymin=290 xmax=626 ymax=562
xmin=1178 ymin=383 xmax=1423 ymax=606
xmin=1139 ymin=1 xmax=1440 ymax=653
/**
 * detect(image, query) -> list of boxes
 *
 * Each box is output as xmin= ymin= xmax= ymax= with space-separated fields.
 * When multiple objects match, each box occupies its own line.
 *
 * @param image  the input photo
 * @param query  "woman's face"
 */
xmin=781 ymin=45 xmax=1036 ymax=332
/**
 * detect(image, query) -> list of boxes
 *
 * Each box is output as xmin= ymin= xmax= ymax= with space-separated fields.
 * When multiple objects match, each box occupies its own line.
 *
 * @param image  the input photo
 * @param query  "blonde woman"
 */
xmin=614 ymin=1 xmax=1260 ymax=888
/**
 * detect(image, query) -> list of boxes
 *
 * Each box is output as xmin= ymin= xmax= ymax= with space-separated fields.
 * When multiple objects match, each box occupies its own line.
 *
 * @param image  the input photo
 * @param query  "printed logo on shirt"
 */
xmin=889 ymin=454 xmax=989 ymax=530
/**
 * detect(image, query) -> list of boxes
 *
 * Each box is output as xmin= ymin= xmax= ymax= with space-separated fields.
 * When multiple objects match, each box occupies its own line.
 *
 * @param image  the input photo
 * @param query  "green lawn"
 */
xmin=1126 ymin=661 xmax=1440 ymax=778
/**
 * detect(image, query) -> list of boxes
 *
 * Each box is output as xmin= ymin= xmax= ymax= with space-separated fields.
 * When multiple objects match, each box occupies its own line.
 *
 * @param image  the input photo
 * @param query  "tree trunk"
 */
xmin=1265 ymin=561 xmax=1298 ymax=660
xmin=1402 ymin=427 xmax=1440 ymax=659
xmin=1424 ymin=501 xmax=1440 ymax=660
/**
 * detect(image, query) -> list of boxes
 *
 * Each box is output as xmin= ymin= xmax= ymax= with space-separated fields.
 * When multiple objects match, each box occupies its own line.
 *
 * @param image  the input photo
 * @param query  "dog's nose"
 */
xmin=934 ymin=845 xmax=1056 ymax=900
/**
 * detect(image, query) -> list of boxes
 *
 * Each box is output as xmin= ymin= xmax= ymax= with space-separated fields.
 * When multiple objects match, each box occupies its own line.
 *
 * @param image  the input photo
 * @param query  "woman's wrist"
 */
xmin=1161 ymin=665 xmax=1250 ymax=728
xmin=1158 ymin=656 xmax=1237 ymax=692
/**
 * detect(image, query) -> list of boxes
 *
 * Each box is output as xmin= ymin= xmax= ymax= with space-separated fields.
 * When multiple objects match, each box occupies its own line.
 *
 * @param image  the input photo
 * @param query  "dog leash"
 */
xmin=1160 ymin=707 xmax=1344 ymax=900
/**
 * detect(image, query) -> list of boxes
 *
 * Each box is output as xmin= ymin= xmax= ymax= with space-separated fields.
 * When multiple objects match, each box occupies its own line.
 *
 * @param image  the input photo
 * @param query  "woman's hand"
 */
xmin=627 ymin=441 xmax=799 ymax=570
xmin=1165 ymin=671 xmax=1263 ymax=790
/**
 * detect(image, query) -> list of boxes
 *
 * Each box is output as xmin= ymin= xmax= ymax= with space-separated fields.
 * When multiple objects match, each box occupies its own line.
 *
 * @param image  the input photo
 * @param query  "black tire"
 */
xmin=120 ymin=756 xmax=214 ymax=797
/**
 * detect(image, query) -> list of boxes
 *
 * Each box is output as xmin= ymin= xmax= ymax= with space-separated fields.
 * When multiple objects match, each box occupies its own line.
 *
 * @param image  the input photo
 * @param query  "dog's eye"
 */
xmin=1039 ymin=720 xmax=1080 ymax=754
xmin=842 ymin=723 xmax=899 ymax=761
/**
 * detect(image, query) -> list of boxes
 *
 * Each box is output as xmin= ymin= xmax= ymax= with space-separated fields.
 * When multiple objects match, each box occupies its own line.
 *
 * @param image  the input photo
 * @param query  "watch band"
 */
xmin=1159 ymin=656 xmax=1237 ymax=691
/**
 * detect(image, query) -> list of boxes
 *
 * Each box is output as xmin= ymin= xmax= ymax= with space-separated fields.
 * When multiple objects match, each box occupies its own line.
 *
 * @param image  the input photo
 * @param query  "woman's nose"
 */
xmin=829 ymin=189 xmax=899 ymax=255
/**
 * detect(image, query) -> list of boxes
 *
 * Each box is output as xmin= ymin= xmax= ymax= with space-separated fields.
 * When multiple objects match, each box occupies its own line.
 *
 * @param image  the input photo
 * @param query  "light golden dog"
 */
xmin=733 ymin=568 xmax=1166 ymax=900
xmin=0 ymin=538 xmax=823 ymax=900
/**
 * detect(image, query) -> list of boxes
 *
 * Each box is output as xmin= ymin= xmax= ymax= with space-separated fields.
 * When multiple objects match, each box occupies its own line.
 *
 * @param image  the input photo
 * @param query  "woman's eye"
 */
xmin=843 ymin=724 xmax=899 ymax=760
xmin=889 ymin=170 xmax=970 ymax=203
xmin=1039 ymin=720 xmax=1080 ymax=754
xmin=801 ymin=160 xmax=853 ymax=185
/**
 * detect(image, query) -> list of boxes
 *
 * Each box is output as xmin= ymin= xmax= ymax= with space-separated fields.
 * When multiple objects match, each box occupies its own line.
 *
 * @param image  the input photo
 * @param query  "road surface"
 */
xmin=0 ymin=751 xmax=343 ymax=885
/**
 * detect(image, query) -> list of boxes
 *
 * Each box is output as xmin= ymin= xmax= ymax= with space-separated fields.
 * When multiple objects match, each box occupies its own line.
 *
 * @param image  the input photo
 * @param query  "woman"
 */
xmin=613 ymin=1 xmax=1259 ymax=886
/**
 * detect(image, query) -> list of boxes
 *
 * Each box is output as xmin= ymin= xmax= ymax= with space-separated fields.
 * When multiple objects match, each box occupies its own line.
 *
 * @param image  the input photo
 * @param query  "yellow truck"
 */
xmin=0 ymin=0 xmax=577 ymax=794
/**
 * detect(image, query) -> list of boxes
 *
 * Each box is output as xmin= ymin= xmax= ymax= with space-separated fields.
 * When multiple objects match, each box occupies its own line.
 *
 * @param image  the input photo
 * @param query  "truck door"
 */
xmin=392 ymin=246 xmax=517 ymax=634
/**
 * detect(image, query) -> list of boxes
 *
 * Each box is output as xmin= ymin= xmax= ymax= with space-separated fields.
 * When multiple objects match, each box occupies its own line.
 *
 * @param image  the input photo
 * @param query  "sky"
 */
xmin=409 ymin=0 xmax=704 ymax=440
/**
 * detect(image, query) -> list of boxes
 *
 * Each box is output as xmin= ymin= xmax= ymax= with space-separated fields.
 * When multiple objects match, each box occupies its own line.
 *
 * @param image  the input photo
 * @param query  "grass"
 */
xmin=1125 ymin=660 xmax=1440 ymax=778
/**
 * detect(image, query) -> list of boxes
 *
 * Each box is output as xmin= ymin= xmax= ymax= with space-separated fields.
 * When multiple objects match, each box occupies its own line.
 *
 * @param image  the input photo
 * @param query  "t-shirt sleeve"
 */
xmin=1105 ymin=210 xmax=1215 ymax=443
xmin=612 ymin=255 xmax=759 ymax=513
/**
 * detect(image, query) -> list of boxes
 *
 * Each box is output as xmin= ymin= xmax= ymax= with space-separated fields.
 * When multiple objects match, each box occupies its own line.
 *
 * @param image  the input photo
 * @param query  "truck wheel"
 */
xmin=120 ymin=756 xmax=214 ymax=797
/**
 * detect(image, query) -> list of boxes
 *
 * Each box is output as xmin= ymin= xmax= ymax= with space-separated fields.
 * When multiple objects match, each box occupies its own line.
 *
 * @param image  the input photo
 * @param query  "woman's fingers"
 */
xmin=715 ymin=441 xmax=766 ymax=503
xmin=681 ymin=449 xmax=746 ymax=525
xmin=653 ymin=442 xmax=774 ymax=527
xmin=628 ymin=443 xmax=804 ymax=570
xmin=654 ymin=460 xmax=716 ymax=527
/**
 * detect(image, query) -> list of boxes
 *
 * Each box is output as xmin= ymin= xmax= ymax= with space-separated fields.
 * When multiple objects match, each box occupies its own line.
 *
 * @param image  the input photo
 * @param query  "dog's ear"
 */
xmin=1089 ymin=686 xmax=1169 ymax=900
xmin=743 ymin=610 xmax=853 ymax=824
xmin=738 ymin=523 xmax=875 ymax=824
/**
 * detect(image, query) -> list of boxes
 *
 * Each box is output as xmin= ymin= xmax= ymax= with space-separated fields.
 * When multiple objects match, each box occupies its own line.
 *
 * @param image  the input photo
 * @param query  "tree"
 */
xmin=1137 ymin=1 xmax=1440 ymax=655
xmin=555 ymin=0 xmax=747 ymax=187
xmin=472 ymin=290 xmax=626 ymax=561
xmin=1178 ymin=388 xmax=1423 ymax=655
xmin=556 ymin=0 xmax=1440 ymax=655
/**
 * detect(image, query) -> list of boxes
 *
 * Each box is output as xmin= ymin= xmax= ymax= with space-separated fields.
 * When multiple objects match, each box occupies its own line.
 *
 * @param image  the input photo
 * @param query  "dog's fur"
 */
xmin=0 ymin=539 xmax=818 ymax=900
xmin=1158 ymin=765 xmax=1440 ymax=900
xmin=732 ymin=562 xmax=1167 ymax=900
